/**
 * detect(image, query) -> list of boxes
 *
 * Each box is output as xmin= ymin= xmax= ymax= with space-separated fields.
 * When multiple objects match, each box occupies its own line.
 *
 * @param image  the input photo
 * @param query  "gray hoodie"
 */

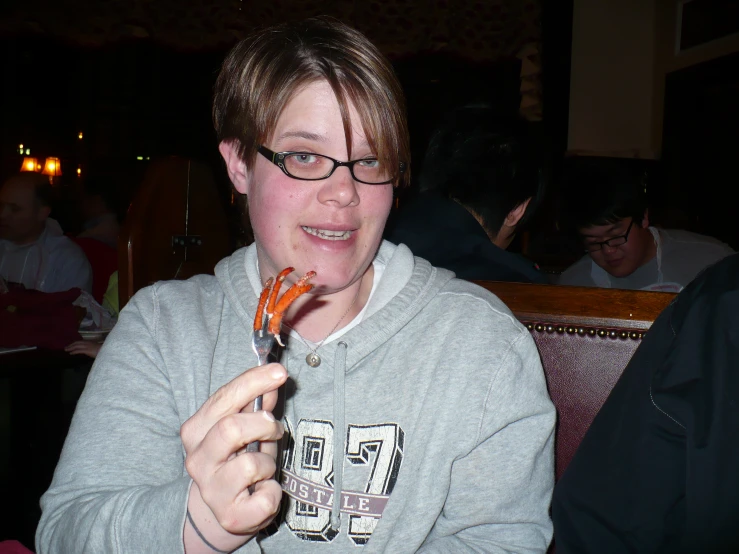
xmin=0 ymin=218 xmax=92 ymax=293
xmin=37 ymin=241 xmax=555 ymax=553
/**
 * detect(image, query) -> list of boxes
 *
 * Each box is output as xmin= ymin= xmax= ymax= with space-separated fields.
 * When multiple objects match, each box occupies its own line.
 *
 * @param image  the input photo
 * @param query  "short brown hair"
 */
xmin=213 ymin=16 xmax=410 ymax=187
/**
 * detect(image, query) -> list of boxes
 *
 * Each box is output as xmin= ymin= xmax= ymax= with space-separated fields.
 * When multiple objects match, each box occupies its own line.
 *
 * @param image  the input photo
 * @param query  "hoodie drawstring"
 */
xmin=330 ymin=341 xmax=348 ymax=531
xmin=15 ymin=247 xmax=33 ymax=287
xmin=0 ymin=239 xmax=46 ymax=290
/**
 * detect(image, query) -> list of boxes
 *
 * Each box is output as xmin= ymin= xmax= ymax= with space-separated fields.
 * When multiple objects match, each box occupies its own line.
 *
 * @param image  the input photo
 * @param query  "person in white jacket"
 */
xmin=37 ymin=16 xmax=555 ymax=554
xmin=0 ymin=172 xmax=92 ymax=293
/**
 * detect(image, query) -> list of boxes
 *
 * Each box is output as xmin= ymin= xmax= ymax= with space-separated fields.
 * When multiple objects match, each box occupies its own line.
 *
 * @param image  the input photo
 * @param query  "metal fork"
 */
xmin=241 ymin=314 xmax=276 ymax=454
xmin=251 ymin=314 xmax=276 ymax=412
xmin=243 ymin=268 xmax=313 ymax=454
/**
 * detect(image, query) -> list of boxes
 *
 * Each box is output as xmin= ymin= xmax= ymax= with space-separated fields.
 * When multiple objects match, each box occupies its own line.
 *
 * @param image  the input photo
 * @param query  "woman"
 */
xmin=37 ymin=17 xmax=555 ymax=553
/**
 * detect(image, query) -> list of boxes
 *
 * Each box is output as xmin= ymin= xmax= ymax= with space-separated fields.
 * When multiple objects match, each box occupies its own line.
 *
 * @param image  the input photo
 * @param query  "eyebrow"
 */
xmin=581 ymin=223 xmax=625 ymax=239
xmin=275 ymin=131 xmax=327 ymax=143
xmin=274 ymin=131 xmax=372 ymax=154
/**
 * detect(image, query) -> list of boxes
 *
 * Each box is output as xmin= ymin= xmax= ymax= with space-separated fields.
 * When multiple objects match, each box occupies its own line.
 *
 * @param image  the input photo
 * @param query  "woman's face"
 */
xmin=222 ymin=80 xmax=394 ymax=294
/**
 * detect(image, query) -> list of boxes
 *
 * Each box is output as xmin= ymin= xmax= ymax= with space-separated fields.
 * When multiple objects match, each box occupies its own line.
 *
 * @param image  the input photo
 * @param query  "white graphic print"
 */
xmin=281 ymin=418 xmax=405 ymax=545
xmin=345 ymin=423 xmax=405 ymax=544
xmin=282 ymin=419 xmax=338 ymax=542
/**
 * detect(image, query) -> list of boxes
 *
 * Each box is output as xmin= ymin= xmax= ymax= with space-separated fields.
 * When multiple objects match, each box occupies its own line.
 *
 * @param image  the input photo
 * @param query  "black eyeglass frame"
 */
xmin=257 ymin=146 xmax=405 ymax=185
xmin=583 ymin=219 xmax=635 ymax=253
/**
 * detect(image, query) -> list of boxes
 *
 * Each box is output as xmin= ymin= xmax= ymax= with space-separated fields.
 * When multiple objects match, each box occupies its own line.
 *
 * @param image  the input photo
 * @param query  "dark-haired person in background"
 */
xmin=0 ymin=172 xmax=92 ymax=293
xmin=385 ymin=106 xmax=547 ymax=283
xmin=558 ymin=158 xmax=733 ymax=292
xmin=77 ymin=177 xmax=121 ymax=249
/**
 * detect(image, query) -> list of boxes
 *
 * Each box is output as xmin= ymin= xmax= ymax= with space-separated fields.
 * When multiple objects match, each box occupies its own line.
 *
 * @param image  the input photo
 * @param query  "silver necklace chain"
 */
xmin=284 ymin=283 xmax=362 ymax=367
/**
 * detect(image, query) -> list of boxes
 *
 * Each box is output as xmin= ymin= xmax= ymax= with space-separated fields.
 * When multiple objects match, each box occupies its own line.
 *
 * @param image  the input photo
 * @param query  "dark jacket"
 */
xmin=552 ymin=253 xmax=739 ymax=553
xmin=384 ymin=193 xmax=546 ymax=283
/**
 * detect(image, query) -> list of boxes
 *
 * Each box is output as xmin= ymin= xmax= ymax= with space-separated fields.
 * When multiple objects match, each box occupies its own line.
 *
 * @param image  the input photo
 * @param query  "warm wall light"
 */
xmin=77 ymin=165 xmax=82 ymax=176
xmin=42 ymin=157 xmax=62 ymax=176
xmin=20 ymin=157 xmax=39 ymax=172
xmin=78 ymin=131 xmax=83 ymax=140
xmin=42 ymin=157 xmax=62 ymax=185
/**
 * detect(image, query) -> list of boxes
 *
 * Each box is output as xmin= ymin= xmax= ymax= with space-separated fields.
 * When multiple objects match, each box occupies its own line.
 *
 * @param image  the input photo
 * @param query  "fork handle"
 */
xmin=240 ymin=394 xmax=264 ymax=454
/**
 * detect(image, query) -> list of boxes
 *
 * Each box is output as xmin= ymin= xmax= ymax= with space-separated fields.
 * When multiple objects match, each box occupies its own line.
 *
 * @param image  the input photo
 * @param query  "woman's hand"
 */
xmin=65 ymin=340 xmax=103 ymax=359
xmin=181 ymin=363 xmax=288 ymax=553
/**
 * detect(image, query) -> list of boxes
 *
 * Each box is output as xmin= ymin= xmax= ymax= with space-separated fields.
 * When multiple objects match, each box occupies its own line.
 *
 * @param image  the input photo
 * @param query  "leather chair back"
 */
xmin=473 ymin=281 xmax=675 ymax=479
xmin=118 ymin=157 xmax=230 ymax=309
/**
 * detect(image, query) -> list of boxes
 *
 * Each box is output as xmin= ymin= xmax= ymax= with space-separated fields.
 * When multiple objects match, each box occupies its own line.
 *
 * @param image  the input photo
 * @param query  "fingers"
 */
xmin=209 ymin=411 xmax=284 ymax=464
xmin=259 ymin=435 xmax=279 ymax=458
xmin=65 ymin=341 xmax=98 ymax=357
xmin=205 ymin=471 xmax=283 ymax=536
xmin=181 ymin=363 xmax=287 ymax=452
xmin=225 ymin=478 xmax=283 ymax=535
xmin=65 ymin=341 xmax=86 ymax=352
xmin=186 ymin=477 xmax=283 ymax=550
xmin=185 ymin=410 xmax=283 ymax=482
xmin=181 ymin=363 xmax=289 ymax=547
xmin=187 ymin=419 xmax=284 ymax=536
xmin=203 ymin=451 xmax=278 ymax=514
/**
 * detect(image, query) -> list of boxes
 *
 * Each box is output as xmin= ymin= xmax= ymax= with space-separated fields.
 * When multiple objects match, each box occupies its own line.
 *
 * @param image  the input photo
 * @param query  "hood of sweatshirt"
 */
xmin=214 ymin=240 xmax=455 ymax=529
xmin=0 ymin=217 xmax=63 ymax=252
xmin=215 ymin=241 xmax=454 ymax=372
xmin=0 ymin=218 xmax=67 ymax=288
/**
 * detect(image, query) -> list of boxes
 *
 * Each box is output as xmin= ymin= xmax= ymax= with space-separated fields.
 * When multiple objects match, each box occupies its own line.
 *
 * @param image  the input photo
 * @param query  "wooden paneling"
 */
xmin=474 ymin=281 xmax=676 ymax=330
xmin=118 ymin=157 xmax=230 ymax=308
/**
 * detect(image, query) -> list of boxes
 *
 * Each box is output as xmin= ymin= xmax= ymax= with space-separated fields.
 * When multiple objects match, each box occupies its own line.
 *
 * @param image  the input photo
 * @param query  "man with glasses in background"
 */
xmin=557 ymin=158 xmax=733 ymax=292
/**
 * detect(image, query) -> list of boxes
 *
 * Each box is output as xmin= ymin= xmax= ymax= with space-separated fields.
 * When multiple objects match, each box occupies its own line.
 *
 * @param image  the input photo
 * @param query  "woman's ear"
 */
xmin=641 ymin=209 xmax=650 ymax=228
xmin=219 ymin=141 xmax=250 ymax=195
xmin=504 ymin=197 xmax=532 ymax=228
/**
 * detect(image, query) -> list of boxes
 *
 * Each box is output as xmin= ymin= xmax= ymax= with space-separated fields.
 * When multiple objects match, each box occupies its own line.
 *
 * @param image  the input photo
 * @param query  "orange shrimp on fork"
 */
xmin=253 ymin=267 xmax=316 ymax=347
xmin=248 ymin=267 xmax=315 ymax=418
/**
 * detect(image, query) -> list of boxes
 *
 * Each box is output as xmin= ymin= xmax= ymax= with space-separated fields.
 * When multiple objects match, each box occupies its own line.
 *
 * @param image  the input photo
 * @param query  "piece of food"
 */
xmin=253 ymin=268 xmax=316 ymax=346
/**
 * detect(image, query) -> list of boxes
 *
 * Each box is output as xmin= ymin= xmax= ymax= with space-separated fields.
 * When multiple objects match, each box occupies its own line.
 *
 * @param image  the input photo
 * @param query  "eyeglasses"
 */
xmin=258 ymin=146 xmax=405 ymax=185
xmin=583 ymin=219 xmax=635 ymax=252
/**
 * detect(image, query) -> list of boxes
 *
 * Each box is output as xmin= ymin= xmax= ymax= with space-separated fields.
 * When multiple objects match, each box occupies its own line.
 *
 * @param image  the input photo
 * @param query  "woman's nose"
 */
xmin=317 ymin=166 xmax=360 ymax=207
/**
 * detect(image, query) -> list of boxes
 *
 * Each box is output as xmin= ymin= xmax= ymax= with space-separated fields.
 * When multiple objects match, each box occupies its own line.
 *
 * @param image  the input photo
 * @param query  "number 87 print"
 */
xmin=280 ymin=419 xmax=405 ymax=545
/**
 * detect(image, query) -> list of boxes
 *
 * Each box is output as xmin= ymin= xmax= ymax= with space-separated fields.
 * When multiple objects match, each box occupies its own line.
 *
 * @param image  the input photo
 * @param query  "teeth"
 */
xmin=302 ymin=226 xmax=352 ymax=240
